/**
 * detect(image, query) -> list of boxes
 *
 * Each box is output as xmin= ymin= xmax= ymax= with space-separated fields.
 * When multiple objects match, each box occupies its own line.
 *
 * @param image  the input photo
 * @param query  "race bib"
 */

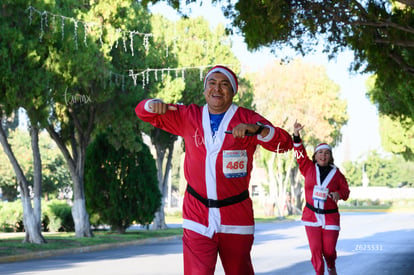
xmin=313 ymin=186 xmax=329 ymax=201
xmin=223 ymin=150 xmax=248 ymax=178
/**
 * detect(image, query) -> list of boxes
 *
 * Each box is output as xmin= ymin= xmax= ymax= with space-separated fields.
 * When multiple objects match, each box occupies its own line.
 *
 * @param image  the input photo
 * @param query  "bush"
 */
xmin=0 ymin=199 xmax=75 ymax=232
xmin=85 ymin=133 xmax=161 ymax=233
xmin=0 ymin=200 xmax=23 ymax=232
xmin=43 ymin=200 xmax=74 ymax=232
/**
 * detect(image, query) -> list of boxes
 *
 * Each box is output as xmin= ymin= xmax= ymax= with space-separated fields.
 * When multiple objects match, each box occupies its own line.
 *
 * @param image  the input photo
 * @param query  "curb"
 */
xmin=0 ymin=235 xmax=181 ymax=264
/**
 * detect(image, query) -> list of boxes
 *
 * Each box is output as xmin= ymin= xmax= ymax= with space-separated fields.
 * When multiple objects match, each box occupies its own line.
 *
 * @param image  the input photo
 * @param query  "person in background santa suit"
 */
xmin=135 ymin=65 xmax=293 ymax=275
xmin=293 ymin=120 xmax=350 ymax=275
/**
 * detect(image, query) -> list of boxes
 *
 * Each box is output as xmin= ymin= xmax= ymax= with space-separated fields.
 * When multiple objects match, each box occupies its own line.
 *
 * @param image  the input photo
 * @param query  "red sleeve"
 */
xmin=293 ymin=142 xmax=314 ymax=176
xmin=135 ymin=99 xmax=183 ymax=136
xmin=336 ymin=171 xmax=350 ymax=201
xmin=261 ymin=126 xmax=293 ymax=154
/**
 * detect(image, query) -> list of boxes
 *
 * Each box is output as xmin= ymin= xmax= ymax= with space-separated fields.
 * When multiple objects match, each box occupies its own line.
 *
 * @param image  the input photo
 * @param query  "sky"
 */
xmin=149 ymin=1 xmax=383 ymax=166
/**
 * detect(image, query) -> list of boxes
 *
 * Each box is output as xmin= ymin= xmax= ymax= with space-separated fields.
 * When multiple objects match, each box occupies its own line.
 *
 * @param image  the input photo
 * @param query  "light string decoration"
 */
xmin=127 ymin=64 xmax=234 ymax=89
xmin=27 ymin=5 xmax=231 ymax=57
xmin=26 ymin=6 xmax=235 ymax=91
xmin=27 ymin=5 xmax=153 ymax=56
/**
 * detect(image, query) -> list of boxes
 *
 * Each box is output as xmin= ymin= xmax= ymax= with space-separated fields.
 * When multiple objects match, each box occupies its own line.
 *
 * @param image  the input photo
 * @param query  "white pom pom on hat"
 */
xmin=203 ymin=65 xmax=238 ymax=94
xmin=315 ymin=143 xmax=332 ymax=153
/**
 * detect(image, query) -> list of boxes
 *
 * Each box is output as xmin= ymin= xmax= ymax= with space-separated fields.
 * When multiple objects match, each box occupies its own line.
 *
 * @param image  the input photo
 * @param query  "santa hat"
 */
xmin=315 ymin=143 xmax=332 ymax=153
xmin=204 ymin=65 xmax=238 ymax=94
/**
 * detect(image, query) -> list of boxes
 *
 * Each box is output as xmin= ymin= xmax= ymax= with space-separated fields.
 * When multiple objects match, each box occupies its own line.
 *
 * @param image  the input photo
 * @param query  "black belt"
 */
xmin=306 ymin=202 xmax=338 ymax=214
xmin=186 ymin=185 xmax=249 ymax=208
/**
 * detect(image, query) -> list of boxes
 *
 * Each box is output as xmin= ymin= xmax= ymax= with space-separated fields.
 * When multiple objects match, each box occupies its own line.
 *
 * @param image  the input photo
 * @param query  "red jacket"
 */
xmin=136 ymin=99 xmax=293 ymax=237
xmin=294 ymin=141 xmax=350 ymax=230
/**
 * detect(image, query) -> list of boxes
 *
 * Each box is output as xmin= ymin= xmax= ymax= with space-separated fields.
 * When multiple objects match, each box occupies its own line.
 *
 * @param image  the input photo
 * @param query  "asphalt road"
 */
xmin=1 ymin=212 xmax=413 ymax=275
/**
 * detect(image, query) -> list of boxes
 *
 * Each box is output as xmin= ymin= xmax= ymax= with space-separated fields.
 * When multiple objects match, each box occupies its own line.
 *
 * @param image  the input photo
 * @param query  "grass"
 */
xmin=0 ymin=214 xmax=184 ymax=260
xmin=0 ymin=227 xmax=183 ymax=260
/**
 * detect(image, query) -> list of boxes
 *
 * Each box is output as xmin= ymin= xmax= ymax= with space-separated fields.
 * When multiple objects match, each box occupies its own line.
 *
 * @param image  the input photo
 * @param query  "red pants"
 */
xmin=182 ymin=229 xmax=254 ymax=275
xmin=305 ymin=226 xmax=339 ymax=275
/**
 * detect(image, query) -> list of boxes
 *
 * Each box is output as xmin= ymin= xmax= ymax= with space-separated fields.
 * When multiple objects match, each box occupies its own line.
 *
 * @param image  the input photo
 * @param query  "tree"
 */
xmin=344 ymin=149 xmax=414 ymax=187
xmin=378 ymin=114 xmax=414 ymax=160
xmin=0 ymin=129 xmax=72 ymax=201
xmin=143 ymin=0 xmax=414 ymax=120
xmin=0 ymin=0 xmax=58 ymax=243
xmin=363 ymin=150 xmax=414 ymax=187
xmin=342 ymin=161 xmax=363 ymax=186
xmin=0 ymin=111 xmax=20 ymax=202
xmin=249 ymin=59 xmax=348 ymax=216
xmin=2 ymin=0 xmax=157 ymax=238
xmin=85 ymin=133 xmax=161 ymax=233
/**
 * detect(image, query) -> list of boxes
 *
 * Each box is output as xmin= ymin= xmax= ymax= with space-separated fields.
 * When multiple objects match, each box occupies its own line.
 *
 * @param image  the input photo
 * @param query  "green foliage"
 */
xmin=145 ymin=0 xmax=414 ymax=119
xmin=43 ymin=200 xmax=74 ymax=232
xmin=342 ymin=161 xmax=363 ymax=186
xmin=234 ymin=77 xmax=255 ymax=109
xmin=0 ymin=200 xmax=75 ymax=232
xmin=344 ymin=150 xmax=414 ymax=187
xmin=0 ymin=201 xmax=24 ymax=232
xmin=0 ymin=129 xmax=72 ymax=201
xmin=1 ymin=0 xmax=164 ymax=237
xmin=365 ymin=151 xmax=400 ymax=187
xmin=228 ymin=0 xmax=414 ymax=119
xmin=379 ymin=114 xmax=414 ymax=160
xmin=85 ymin=132 xmax=161 ymax=233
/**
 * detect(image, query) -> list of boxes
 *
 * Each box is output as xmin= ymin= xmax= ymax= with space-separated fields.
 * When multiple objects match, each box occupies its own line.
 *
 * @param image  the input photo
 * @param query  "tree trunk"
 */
xmin=266 ymin=153 xmax=287 ymax=217
xmin=0 ymin=121 xmax=46 ymax=244
xmin=267 ymin=152 xmax=296 ymax=218
xmin=275 ymin=154 xmax=286 ymax=217
xmin=22 ymin=195 xmax=46 ymax=244
xmin=72 ymin=198 xmax=93 ymax=237
xmin=290 ymin=167 xmax=304 ymax=215
xmin=151 ymin=142 xmax=174 ymax=230
xmin=25 ymin=125 xmax=46 ymax=243
xmin=67 ymin=145 xmax=93 ymax=237
xmin=266 ymin=154 xmax=277 ymax=216
xmin=46 ymin=125 xmax=93 ymax=237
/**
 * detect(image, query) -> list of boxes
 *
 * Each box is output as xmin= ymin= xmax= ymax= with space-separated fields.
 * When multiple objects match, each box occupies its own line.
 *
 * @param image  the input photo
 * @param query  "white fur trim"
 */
xmin=219 ymin=224 xmax=255 ymax=235
xmin=315 ymin=144 xmax=331 ymax=153
xmin=257 ymin=125 xmax=274 ymax=142
xmin=144 ymin=99 xmax=163 ymax=113
xmin=204 ymin=67 xmax=237 ymax=94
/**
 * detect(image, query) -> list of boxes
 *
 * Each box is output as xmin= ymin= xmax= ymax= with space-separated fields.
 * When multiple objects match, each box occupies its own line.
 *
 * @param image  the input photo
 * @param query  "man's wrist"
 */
xmin=254 ymin=122 xmax=265 ymax=135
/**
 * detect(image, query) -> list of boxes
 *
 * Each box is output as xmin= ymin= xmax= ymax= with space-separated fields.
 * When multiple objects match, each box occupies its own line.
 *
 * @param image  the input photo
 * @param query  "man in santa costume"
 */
xmin=293 ymin=120 xmax=350 ymax=275
xmin=135 ymin=65 xmax=293 ymax=275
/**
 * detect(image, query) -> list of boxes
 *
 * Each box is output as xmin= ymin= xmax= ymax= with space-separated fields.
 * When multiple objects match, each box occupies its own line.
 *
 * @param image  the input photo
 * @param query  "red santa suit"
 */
xmin=136 ymin=99 xmax=293 ymax=274
xmin=294 ymin=140 xmax=350 ymax=275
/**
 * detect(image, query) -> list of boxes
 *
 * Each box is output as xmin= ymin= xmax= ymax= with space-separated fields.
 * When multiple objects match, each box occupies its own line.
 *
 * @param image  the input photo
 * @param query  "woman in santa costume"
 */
xmin=135 ymin=65 xmax=293 ymax=275
xmin=293 ymin=120 xmax=350 ymax=275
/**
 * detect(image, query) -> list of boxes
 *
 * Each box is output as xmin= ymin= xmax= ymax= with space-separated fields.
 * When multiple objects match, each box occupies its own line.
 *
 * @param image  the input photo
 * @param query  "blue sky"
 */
xmin=150 ymin=1 xmax=382 ymax=165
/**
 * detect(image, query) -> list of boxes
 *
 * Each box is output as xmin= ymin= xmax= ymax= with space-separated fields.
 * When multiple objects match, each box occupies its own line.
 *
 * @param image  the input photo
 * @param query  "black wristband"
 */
xmin=293 ymin=134 xmax=301 ymax=143
xmin=254 ymin=122 xmax=265 ymax=135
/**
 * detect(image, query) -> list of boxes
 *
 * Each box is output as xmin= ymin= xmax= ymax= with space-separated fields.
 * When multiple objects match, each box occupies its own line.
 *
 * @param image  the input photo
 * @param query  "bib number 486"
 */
xmin=226 ymin=161 xmax=245 ymax=170
xmin=223 ymin=150 xmax=248 ymax=178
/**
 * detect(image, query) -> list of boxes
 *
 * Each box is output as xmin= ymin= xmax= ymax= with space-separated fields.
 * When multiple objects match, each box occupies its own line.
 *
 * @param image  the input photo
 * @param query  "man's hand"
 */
xmin=229 ymin=123 xmax=269 ymax=138
xmin=149 ymin=101 xmax=177 ymax=114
